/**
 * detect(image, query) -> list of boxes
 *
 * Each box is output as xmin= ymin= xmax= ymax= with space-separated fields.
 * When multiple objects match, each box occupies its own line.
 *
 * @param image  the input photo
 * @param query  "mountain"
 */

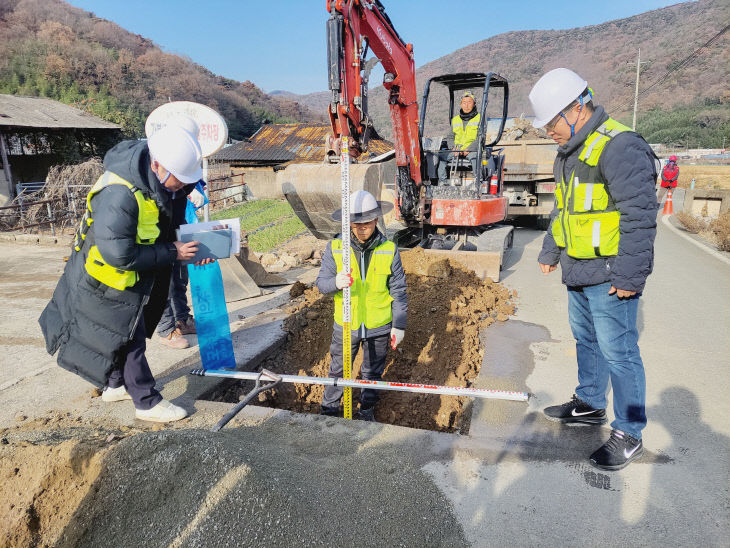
xmin=0 ymin=0 xmax=325 ymax=140
xmin=270 ymin=89 xmax=332 ymax=115
xmin=294 ymin=0 xmax=727 ymax=146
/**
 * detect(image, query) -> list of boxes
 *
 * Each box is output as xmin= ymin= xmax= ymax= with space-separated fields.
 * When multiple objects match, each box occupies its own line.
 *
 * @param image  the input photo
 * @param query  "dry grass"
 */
xmin=708 ymin=212 xmax=730 ymax=251
xmin=676 ymin=211 xmax=730 ymax=251
xmin=675 ymin=211 xmax=708 ymax=233
xmin=675 ymin=164 xmax=730 ymax=190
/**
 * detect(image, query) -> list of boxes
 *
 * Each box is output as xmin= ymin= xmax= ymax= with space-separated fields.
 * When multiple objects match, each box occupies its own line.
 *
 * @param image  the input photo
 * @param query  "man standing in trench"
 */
xmin=316 ymin=190 xmax=407 ymax=421
xmin=40 ymin=123 xmax=210 ymax=423
xmin=529 ymin=68 xmax=658 ymax=470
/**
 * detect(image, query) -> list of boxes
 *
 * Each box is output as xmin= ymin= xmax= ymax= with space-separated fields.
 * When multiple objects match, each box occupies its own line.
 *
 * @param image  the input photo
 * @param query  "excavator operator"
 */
xmin=436 ymin=91 xmax=481 ymax=183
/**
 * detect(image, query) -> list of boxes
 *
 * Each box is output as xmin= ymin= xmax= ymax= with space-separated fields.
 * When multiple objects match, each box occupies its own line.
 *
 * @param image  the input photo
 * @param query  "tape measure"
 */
xmin=340 ymin=136 xmax=352 ymax=420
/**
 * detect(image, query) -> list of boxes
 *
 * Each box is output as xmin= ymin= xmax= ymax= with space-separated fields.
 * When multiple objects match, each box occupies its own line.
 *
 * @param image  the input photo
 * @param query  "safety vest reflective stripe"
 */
xmin=551 ymin=117 xmax=631 ymax=259
xmin=452 ymin=113 xmax=480 ymax=149
xmin=75 ymin=172 xmax=160 ymax=291
xmin=332 ymin=239 xmax=395 ymax=330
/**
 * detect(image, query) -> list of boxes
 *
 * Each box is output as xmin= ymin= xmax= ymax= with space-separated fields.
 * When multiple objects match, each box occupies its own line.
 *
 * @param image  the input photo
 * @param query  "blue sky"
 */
xmin=67 ymin=0 xmax=683 ymax=94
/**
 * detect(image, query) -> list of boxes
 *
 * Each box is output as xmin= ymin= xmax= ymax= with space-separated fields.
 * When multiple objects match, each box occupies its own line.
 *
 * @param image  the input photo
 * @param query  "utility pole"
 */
xmin=632 ymin=48 xmax=641 ymax=131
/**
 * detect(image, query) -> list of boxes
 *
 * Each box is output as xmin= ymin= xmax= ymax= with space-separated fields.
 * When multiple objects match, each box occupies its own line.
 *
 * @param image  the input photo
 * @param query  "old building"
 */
xmin=210 ymin=122 xmax=393 ymax=199
xmin=0 ymin=94 xmax=122 ymax=205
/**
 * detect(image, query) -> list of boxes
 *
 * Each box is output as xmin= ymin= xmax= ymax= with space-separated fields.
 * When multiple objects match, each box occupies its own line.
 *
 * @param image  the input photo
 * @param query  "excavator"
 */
xmin=282 ymin=0 xmax=514 ymax=280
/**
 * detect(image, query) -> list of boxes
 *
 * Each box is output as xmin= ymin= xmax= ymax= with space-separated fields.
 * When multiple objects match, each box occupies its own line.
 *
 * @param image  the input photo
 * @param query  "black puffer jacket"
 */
xmin=39 ymin=140 xmax=182 ymax=386
xmin=538 ymin=106 xmax=658 ymax=292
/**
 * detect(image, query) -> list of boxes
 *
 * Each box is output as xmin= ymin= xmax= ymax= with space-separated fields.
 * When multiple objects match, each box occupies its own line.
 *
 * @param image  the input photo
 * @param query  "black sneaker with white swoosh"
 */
xmin=590 ymin=429 xmax=644 ymax=470
xmin=543 ymin=394 xmax=607 ymax=425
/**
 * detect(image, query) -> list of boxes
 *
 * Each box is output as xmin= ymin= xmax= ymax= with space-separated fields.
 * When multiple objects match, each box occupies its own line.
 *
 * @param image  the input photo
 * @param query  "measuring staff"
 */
xmin=315 ymin=188 xmax=408 ymax=422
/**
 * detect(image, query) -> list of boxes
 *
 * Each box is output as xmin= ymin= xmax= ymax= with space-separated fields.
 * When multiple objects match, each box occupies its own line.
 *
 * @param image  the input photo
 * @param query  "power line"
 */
xmin=609 ymin=23 xmax=729 ymax=113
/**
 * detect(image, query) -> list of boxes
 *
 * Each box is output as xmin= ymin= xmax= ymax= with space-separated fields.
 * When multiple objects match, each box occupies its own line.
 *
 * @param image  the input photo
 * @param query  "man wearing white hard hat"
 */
xmin=316 ymin=190 xmax=408 ymax=421
xmin=40 ymin=123 xmax=211 ymax=423
xmin=529 ymin=68 xmax=658 ymax=470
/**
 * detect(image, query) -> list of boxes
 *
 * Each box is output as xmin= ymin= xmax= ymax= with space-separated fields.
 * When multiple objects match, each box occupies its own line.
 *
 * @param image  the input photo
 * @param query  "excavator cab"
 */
xmin=419 ymin=72 xmax=509 ymax=194
xmin=386 ymin=72 xmax=514 ymax=278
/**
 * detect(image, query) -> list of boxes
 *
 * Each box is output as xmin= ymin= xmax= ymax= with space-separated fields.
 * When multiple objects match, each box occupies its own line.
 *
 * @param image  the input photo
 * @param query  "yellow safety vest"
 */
xmin=551 ymin=118 xmax=630 ymax=259
xmin=452 ymin=113 xmax=480 ymax=149
xmin=73 ymin=172 xmax=160 ymax=291
xmin=332 ymin=239 xmax=395 ymax=330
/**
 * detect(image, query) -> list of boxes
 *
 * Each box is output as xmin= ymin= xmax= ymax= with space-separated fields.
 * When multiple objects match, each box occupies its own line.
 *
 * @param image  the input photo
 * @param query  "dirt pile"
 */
xmin=0 ymin=414 xmax=132 ymax=547
xmin=0 ymin=411 xmax=194 ymax=547
xmin=209 ymin=248 xmax=515 ymax=433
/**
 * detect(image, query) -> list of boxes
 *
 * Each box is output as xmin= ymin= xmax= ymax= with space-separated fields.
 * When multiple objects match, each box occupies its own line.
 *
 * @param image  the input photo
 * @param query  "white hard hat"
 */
xmin=331 ymin=190 xmax=393 ymax=222
xmin=529 ymin=68 xmax=588 ymax=128
xmin=147 ymin=125 xmax=203 ymax=184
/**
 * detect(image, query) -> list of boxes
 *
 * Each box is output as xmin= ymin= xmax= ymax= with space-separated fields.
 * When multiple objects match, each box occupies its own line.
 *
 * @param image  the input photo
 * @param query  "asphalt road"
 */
xmin=436 ymin=216 xmax=730 ymax=546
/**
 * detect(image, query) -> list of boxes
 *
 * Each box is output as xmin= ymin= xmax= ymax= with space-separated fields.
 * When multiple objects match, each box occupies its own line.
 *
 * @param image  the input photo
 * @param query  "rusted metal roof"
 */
xmin=0 ymin=94 xmax=121 ymax=130
xmin=211 ymin=122 xmax=393 ymax=165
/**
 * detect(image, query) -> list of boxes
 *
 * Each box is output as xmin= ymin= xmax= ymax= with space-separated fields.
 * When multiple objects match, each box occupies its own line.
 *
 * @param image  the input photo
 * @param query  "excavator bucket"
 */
xmin=218 ymin=246 xmax=289 ymax=303
xmin=236 ymin=246 xmax=287 ymax=288
xmin=399 ymin=225 xmax=514 ymax=282
xmin=219 ymin=257 xmax=262 ymax=302
xmin=279 ymin=160 xmax=395 ymax=240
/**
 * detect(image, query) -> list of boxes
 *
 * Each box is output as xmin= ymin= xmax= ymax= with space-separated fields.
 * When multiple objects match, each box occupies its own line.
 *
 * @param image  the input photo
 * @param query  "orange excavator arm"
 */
xmin=326 ymin=0 xmax=423 ymax=221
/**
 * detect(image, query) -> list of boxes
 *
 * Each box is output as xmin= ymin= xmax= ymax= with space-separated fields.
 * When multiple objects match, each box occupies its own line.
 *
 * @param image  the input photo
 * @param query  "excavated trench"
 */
xmin=0 ymin=250 xmax=515 ymax=546
xmin=202 ymin=249 xmax=515 ymax=434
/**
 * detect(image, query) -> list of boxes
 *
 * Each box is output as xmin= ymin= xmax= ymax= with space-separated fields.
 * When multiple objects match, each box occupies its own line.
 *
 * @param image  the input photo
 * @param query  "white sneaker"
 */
xmin=101 ymin=385 xmax=133 ymax=402
xmin=135 ymin=400 xmax=188 ymax=423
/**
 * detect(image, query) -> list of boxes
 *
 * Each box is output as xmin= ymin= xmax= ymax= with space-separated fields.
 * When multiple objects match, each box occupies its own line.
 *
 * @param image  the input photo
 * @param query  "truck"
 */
xmin=500 ymin=137 xmax=558 ymax=229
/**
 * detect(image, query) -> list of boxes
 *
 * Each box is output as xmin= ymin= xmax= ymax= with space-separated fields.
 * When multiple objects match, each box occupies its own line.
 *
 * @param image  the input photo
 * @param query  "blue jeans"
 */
xmin=568 ymin=282 xmax=646 ymax=439
xmin=157 ymin=261 xmax=191 ymax=336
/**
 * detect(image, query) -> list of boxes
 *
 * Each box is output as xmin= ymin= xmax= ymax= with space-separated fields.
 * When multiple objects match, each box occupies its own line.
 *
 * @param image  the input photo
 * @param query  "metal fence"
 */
xmin=1 ymin=174 xmax=247 ymax=234
xmin=0 ymin=183 xmax=91 ymax=235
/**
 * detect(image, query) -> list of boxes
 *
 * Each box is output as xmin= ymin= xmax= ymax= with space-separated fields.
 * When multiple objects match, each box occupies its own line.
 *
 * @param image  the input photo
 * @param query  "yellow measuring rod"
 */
xmin=340 ymin=136 xmax=352 ymax=420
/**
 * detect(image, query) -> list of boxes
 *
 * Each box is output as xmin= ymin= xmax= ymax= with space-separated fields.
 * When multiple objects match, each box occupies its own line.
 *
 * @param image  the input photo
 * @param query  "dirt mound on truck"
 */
xmin=502 ymin=117 xmax=549 ymax=141
xmin=208 ymin=248 xmax=515 ymax=433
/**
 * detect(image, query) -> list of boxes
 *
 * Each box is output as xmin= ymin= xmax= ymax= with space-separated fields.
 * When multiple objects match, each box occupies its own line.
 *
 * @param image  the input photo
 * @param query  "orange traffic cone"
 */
xmin=662 ymin=188 xmax=674 ymax=215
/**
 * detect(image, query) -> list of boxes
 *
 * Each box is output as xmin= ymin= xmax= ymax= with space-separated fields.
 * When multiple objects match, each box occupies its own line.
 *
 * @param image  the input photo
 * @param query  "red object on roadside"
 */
xmin=661 ymin=163 xmax=679 ymax=188
xmin=662 ymin=189 xmax=674 ymax=215
xmin=489 ymin=174 xmax=498 ymax=195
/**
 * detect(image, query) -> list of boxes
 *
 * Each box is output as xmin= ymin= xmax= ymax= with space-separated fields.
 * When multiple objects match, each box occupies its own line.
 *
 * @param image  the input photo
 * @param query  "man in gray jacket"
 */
xmin=530 ymin=69 xmax=658 ymax=470
xmin=317 ymin=190 xmax=408 ymax=421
